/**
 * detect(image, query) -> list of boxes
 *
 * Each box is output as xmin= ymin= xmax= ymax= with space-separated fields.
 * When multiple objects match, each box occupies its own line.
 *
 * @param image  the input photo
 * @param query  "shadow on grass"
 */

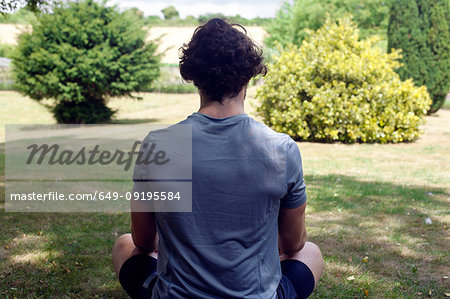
xmin=0 ymin=174 xmax=448 ymax=298
xmin=305 ymin=174 xmax=449 ymax=298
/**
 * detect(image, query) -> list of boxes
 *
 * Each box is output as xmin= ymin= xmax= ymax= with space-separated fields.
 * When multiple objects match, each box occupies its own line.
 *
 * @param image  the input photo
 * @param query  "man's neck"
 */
xmin=198 ymin=88 xmax=246 ymax=118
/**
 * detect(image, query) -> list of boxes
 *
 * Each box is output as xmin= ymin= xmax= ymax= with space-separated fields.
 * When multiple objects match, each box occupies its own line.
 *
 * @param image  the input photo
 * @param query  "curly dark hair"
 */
xmin=179 ymin=18 xmax=267 ymax=103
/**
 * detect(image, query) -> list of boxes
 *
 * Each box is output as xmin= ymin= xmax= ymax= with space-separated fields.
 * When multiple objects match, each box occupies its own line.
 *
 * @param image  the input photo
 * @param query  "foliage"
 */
xmin=0 ymin=44 xmax=14 ymax=57
xmin=197 ymin=13 xmax=225 ymax=24
xmin=265 ymin=0 xmax=391 ymax=51
xmin=161 ymin=5 xmax=179 ymax=20
xmin=388 ymin=0 xmax=450 ymax=113
xmin=0 ymin=0 xmax=56 ymax=13
xmin=11 ymin=0 xmax=160 ymax=124
xmin=0 ymin=7 xmax=37 ymax=23
xmin=143 ymin=13 xmax=271 ymax=27
xmin=257 ymin=17 xmax=431 ymax=143
xmin=198 ymin=13 xmax=271 ymax=26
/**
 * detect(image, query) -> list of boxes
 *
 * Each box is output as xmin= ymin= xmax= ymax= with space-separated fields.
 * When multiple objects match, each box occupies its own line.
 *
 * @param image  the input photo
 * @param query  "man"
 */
xmin=112 ymin=18 xmax=323 ymax=298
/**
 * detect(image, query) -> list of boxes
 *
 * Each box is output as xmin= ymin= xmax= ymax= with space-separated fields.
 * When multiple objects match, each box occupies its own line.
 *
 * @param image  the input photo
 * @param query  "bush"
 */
xmin=0 ymin=44 xmax=15 ymax=58
xmin=256 ymin=17 xmax=431 ymax=143
xmin=387 ymin=0 xmax=450 ymax=113
xmin=12 ymin=0 xmax=160 ymax=123
xmin=265 ymin=0 xmax=391 ymax=51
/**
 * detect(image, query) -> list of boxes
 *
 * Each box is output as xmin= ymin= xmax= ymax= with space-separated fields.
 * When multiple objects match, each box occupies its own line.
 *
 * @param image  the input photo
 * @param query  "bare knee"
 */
xmin=112 ymin=233 xmax=134 ymax=275
xmin=304 ymin=242 xmax=323 ymax=262
xmin=302 ymin=242 xmax=323 ymax=285
xmin=283 ymin=241 xmax=324 ymax=287
xmin=113 ymin=233 xmax=133 ymax=253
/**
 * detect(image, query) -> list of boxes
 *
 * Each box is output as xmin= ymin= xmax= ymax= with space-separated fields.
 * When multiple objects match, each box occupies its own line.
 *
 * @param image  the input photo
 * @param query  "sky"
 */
xmin=107 ymin=0 xmax=286 ymax=19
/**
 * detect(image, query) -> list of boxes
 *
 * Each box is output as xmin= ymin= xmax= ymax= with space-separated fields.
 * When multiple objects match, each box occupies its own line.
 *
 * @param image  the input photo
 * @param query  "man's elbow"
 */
xmin=282 ymin=231 xmax=307 ymax=257
xmin=131 ymin=230 xmax=157 ymax=253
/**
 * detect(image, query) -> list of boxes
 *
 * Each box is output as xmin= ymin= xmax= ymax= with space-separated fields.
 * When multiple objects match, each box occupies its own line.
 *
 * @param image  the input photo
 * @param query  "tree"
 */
xmin=12 ymin=0 xmax=160 ymax=123
xmin=0 ymin=7 xmax=38 ymax=23
xmin=161 ymin=5 xmax=179 ymax=20
xmin=0 ymin=0 xmax=55 ymax=13
xmin=198 ymin=13 xmax=225 ymax=24
xmin=124 ymin=7 xmax=144 ymax=19
xmin=388 ymin=0 xmax=449 ymax=113
xmin=257 ymin=17 xmax=431 ymax=143
xmin=265 ymin=0 xmax=391 ymax=50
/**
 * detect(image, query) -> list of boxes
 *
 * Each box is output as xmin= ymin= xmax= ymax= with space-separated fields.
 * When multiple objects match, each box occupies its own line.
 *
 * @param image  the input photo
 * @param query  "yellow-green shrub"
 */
xmin=256 ymin=17 xmax=431 ymax=143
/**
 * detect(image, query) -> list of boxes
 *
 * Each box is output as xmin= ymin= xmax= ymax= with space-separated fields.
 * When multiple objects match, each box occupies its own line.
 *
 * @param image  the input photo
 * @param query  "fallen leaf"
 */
xmin=64 ymin=267 xmax=70 ymax=274
xmin=346 ymin=275 xmax=355 ymax=281
xmin=361 ymin=256 xmax=368 ymax=263
xmin=428 ymin=289 xmax=432 ymax=296
xmin=363 ymin=288 xmax=369 ymax=297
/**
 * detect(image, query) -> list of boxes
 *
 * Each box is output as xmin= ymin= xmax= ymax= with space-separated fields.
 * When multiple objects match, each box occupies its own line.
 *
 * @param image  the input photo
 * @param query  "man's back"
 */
xmin=152 ymin=112 xmax=306 ymax=298
xmin=112 ymin=19 xmax=321 ymax=299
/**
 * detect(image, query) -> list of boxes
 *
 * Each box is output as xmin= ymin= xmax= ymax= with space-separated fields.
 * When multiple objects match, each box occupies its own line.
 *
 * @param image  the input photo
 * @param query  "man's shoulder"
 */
xmin=246 ymin=118 xmax=294 ymax=145
xmin=175 ymin=113 xmax=295 ymax=147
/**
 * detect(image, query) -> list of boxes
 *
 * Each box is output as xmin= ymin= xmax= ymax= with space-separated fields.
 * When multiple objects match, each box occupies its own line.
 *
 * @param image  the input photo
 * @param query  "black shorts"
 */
xmin=119 ymin=255 xmax=315 ymax=299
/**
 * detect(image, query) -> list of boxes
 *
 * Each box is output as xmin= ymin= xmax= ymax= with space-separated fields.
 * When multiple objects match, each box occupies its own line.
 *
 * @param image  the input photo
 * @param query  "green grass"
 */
xmin=0 ymin=91 xmax=449 ymax=298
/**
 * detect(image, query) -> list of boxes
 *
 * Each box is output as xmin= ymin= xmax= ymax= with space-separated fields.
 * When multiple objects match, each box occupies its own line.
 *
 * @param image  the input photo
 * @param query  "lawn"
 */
xmin=0 ymin=91 xmax=449 ymax=298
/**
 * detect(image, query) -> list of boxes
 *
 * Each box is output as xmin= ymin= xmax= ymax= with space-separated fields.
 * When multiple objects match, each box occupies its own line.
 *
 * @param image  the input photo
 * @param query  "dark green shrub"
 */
xmin=52 ymin=99 xmax=115 ymax=124
xmin=257 ymin=17 xmax=431 ymax=143
xmin=12 ymin=0 xmax=160 ymax=123
xmin=388 ymin=0 xmax=450 ymax=113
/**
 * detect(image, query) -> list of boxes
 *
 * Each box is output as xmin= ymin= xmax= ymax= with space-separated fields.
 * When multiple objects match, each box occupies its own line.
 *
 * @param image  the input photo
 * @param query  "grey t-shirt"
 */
xmin=143 ymin=112 xmax=306 ymax=298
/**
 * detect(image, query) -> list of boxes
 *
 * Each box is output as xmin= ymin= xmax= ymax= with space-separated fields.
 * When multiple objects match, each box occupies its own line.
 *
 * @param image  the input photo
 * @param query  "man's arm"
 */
xmin=278 ymin=202 xmax=307 ymax=257
xmin=130 ymin=209 xmax=158 ymax=254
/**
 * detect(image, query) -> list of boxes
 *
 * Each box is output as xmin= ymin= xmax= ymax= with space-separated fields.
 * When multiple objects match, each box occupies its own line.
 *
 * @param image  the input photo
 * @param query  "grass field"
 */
xmin=0 ymin=90 xmax=449 ymax=298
